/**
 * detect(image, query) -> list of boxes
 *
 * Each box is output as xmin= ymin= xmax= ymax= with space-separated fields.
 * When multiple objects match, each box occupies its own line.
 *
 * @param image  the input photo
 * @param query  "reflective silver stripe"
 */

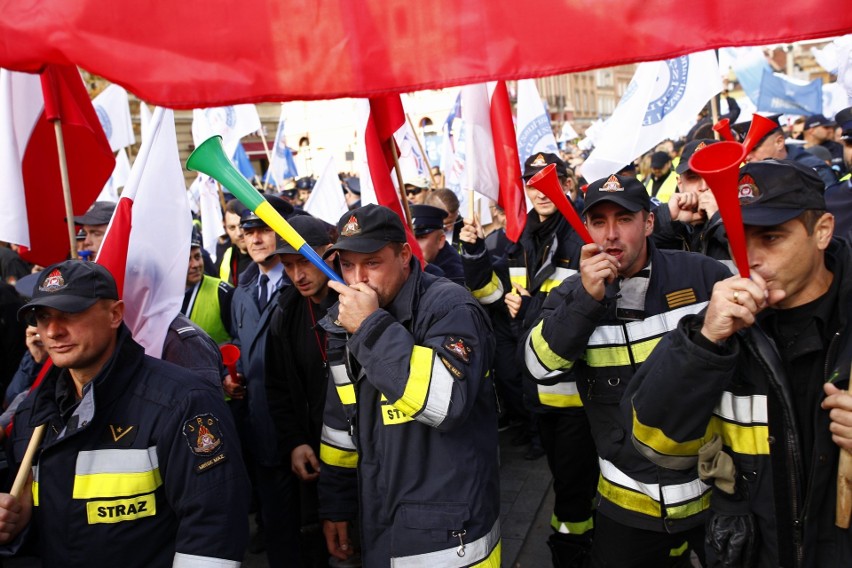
xmin=548 ymin=267 xmax=577 ymax=283
xmin=538 ymin=381 xmax=579 ymax=397
xmin=588 ymin=303 xmax=707 ymax=346
xmin=321 ymin=424 xmax=356 ymax=451
xmin=416 ymin=357 xmax=455 ymax=427
xmin=173 ymin=552 xmax=241 ymax=567
xmin=599 ymin=458 xmax=660 ymax=500
xmin=523 ymin=335 xmax=567 ymax=381
xmin=330 ymin=364 xmax=351 ymax=386
xmin=509 ymin=267 xmax=525 ymax=279
xmin=714 ymin=392 xmax=768 ymax=425
xmin=661 ymin=477 xmax=712 ymax=506
xmin=473 ymin=275 xmax=504 ymax=305
xmin=599 ymin=458 xmax=709 ymax=505
xmin=390 ymin=519 xmax=500 ymax=568
xmin=76 ymin=447 xmax=158 ymax=475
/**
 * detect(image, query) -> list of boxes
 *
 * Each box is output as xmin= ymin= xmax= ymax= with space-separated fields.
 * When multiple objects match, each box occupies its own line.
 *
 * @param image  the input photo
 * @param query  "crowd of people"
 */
xmin=0 ymin=104 xmax=851 ymax=568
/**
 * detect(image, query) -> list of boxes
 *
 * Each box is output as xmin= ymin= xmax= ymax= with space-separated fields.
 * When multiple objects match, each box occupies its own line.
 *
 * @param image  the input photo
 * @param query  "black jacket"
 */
xmin=629 ymin=239 xmax=852 ymax=567
xmin=8 ymin=325 xmax=250 ymax=567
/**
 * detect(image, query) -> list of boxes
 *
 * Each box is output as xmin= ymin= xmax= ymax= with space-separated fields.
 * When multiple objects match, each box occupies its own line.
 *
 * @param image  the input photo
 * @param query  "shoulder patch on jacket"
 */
xmin=666 ymin=288 xmax=697 ymax=309
xmin=182 ymin=414 xmax=224 ymax=457
xmin=442 ymin=336 xmax=471 ymax=363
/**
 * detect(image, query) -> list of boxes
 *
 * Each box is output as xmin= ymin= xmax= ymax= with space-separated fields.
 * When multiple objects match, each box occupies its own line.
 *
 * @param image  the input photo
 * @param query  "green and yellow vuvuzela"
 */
xmin=187 ymin=135 xmax=343 ymax=284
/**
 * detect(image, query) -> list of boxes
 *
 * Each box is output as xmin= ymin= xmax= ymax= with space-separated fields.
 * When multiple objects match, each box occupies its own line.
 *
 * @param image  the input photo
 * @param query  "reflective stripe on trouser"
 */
xmin=173 ymin=552 xmax=240 ymax=567
xmin=320 ymin=424 xmax=357 ymax=468
xmin=390 ymin=519 xmax=501 ymax=567
xmin=73 ymin=447 xmax=162 ymax=499
xmin=551 ymin=513 xmax=593 ymax=535
xmin=597 ymin=458 xmax=710 ymax=520
xmin=391 ymin=346 xmax=455 ymax=428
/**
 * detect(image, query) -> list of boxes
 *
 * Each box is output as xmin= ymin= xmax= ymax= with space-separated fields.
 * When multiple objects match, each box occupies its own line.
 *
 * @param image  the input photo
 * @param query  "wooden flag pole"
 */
xmin=53 ymin=121 xmax=79 ymax=261
xmin=11 ymin=424 xmax=46 ymax=498
xmin=405 ymin=114 xmax=438 ymax=189
xmin=388 ymin=140 xmax=414 ymax=230
xmin=837 ymin=368 xmax=852 ymax=528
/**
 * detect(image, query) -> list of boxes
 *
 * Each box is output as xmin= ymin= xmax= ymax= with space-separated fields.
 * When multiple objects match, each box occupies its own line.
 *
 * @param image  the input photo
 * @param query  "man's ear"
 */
xmin=815 ymin=212 xmax=835 ymax=250
xmin=109 ymin=300 xmax=125 ymax=329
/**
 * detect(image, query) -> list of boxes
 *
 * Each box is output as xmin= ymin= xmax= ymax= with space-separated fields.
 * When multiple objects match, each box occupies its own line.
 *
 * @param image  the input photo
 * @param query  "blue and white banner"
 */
xmin=581 ymin=51 xmax=721 ymax=184
xmin=516 ymin=79 xmax=558 ymax=165
xmin=265 ymin=108 xmax=299 ymax=186
xmin=756 ymin=70 xmax=823 ymax=115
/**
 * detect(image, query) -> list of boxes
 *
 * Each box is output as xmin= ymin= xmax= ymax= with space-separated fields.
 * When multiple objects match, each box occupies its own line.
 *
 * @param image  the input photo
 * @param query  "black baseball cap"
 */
xmin=296 ymin=177 xmax=316 ymax=190
xmin=73 ymin=201 xmax=116 ymax=226
xmin=676 ymin=139 xmax=718 ymax=174
xmin=270 ymin=215 xmax=333 ymax=255
xmin=738 ymin=159 xmax=826 ymax=226
xmin=804 ymin=114 xmax=835 ymax=130
xmin=835 ymin=106 xmax=852 ymax=141
xmin=240 ymin=195 xmax=294 ymax=229
xmin=323 ymin=204 xmax=406 ymax=258
xmin=523 ymin=153 xmax=569 ymax=181
xmin=17 ymin=260 xmax=119 ymax=322
xmin=582 ymin=174 xmax=650 ymax=216
xmin=650 ymin=151 xmax=671 ymax=169
xmin=409 ymin=204 xmax=448 ymax=236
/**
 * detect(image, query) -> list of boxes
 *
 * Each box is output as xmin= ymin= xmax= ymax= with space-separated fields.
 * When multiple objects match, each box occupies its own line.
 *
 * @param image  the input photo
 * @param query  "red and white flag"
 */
xmin=0 ymin=65 xmax=114 ymax=266
xmin=461 ymin=81 xmax=526 ymax=242
xmin=355 ymin=96 xmax=423 ymax=264
xmin=97 ymin=107 xmax=191 ymax=357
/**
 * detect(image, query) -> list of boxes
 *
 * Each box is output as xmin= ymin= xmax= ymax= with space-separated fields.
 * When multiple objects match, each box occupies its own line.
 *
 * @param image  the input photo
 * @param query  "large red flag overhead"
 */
xmin=0 ymin=65 xmax=115 ymax=267
xmin=0 ymin=1 xmax=849 ymax=107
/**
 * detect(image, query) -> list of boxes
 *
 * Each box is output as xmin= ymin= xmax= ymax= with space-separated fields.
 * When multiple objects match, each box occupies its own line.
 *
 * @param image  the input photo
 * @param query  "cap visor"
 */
xmin=582 ymin=196 xmax=644 ymax=216
xmin=739 ymin=207 xmax=804 ymax=227
xmin=17 ymin=295 xmax=99 ymax=322
xmin=323 ymin=238 xmax=390 ymax=258
xmin=269 ymin=244 xmax=300 ymax=257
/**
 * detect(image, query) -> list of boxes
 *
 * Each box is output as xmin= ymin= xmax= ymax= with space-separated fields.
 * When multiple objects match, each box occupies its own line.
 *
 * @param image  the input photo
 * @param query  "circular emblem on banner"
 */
xmin=204 ymin=106 xmax=237 ymax=131
xmin=95 ymin=105 xmax=112 ymax=141
xmin=518 ymin=116 xmax=558 ymax=159
xmin=643 ymin=56 xmax=690 ymax=126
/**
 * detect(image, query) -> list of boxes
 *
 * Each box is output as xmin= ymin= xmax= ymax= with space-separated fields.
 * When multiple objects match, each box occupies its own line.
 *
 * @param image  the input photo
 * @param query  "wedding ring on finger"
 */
xmin=732 ymin=290 xmax=740 ymax=304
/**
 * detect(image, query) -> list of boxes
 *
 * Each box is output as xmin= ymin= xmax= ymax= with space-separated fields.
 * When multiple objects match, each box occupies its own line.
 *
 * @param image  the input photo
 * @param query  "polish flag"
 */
xmin=461 ymin=81 xmax=526 ymax=242
xmin=97 ymin=107 xmax=191 ymax=357
xmin=0 ymin=66 xmax=114 ymax=266
xmin=355 ymin=95 xmax=423 ymax=264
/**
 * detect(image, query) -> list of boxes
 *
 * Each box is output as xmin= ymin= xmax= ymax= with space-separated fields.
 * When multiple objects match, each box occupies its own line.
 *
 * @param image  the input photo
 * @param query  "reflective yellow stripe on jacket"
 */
xmin=391 ymin=346 xmax=455 ymax=428
xmin=319 ymin=424 xmax=357 ymax=468
xmin=470 ymin=272 xmax=504 ymax=305
xmin=597 ymin=458 xmax=711 ymax=520
xmin=73 ymin=447 xmax=162 ymax=499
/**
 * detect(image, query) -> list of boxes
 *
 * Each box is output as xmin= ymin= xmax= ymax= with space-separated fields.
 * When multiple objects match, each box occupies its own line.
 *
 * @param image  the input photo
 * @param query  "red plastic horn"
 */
xmin=742 ymin=114 xmax=779 ymax=155
xmin=219 ymin=344 xmax=241 ymax=383
xmin=527 ymin=164 xmax=593 ymax=244
xmin=688 ymin=141 xmax=750 ymax=278
xmin=713 ymin=118 xmax=736 ymax=141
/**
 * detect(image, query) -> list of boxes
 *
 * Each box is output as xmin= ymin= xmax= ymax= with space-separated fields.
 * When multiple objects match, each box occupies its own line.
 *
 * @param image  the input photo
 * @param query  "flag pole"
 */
xmin=53 ymin=121 xmax=80 ymax=261
xmin=405 ymin=114 xmax=438 ymax=189
xmin=388 ymin=140 xmax=414 ymax=230
xmin=258 ymin=128 xmax=275 ymax=191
